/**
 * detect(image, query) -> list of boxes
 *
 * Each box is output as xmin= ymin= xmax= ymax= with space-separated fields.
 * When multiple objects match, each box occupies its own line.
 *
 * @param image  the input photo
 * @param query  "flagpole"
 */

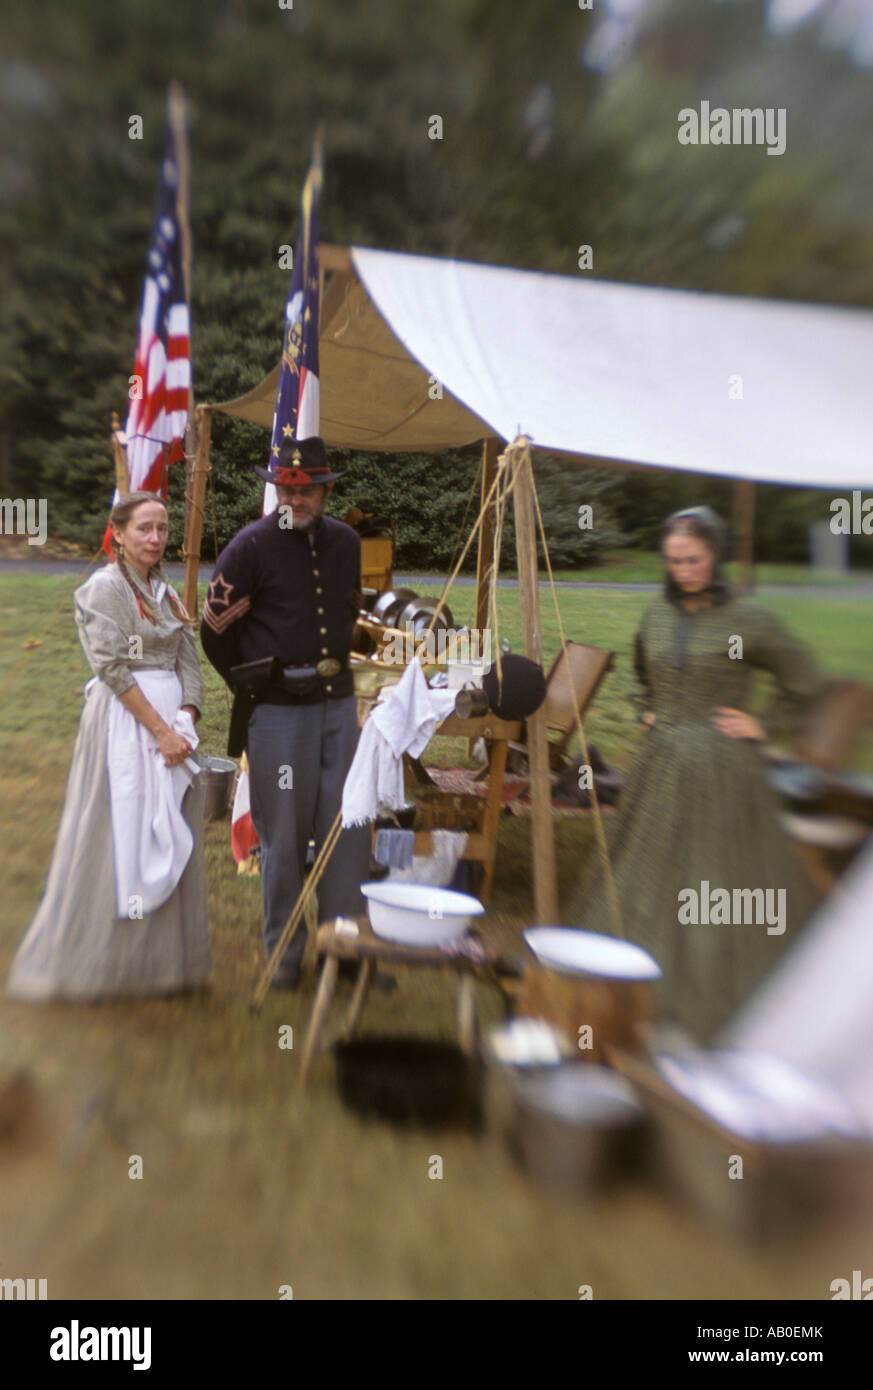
xmin=184 ymin=405 xmax=212 ymax=618
xmin=168 ymin=81 xmax=201 ymax=610
xmin=110 ymin=412 xmax=129 ymax=495
xmin=167 ymin=82 xmax=194 ymax=454
xmin=231 ymin=129 xmax=326 ymax=877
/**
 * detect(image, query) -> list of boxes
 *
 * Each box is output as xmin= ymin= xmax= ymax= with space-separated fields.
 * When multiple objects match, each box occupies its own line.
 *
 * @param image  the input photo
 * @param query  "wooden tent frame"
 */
xmin=178 ymin=243 xmax=759 ymax=925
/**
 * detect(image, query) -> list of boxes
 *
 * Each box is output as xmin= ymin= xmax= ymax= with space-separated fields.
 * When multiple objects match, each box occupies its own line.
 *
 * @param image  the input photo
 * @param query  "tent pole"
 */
xmin=512 ymin=448 xmax=558 ymax=923
xmin=111 ymin=411 xmax=129 ymax=495
xmin=733 ymin=479 xmax=756 ymax=594
xmin=475 ymin=438 xmax=498 ymax=634
xmin=183 ymin=405 xmax=211 ymax=618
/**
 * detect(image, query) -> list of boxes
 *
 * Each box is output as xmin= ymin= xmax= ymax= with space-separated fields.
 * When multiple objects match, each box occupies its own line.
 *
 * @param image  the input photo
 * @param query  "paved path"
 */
xmin=2 ymin=556 xmax=872 ymax=600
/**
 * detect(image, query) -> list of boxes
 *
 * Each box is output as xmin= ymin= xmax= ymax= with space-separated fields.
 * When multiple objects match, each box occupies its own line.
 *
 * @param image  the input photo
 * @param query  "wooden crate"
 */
xmin=361 ymin=534 xmax=393 ymax=593
xmin=608 ymin=1046 xmax=873 ymax=1245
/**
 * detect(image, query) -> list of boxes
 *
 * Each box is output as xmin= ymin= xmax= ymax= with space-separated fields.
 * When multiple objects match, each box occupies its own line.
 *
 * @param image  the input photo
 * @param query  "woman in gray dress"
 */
xmin=7 ymin=492 xmax=211 ymax=1001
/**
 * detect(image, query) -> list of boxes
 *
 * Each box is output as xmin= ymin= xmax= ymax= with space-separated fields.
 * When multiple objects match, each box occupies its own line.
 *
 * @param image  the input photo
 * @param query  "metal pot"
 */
xmin=371 ymin=587 xmax=419 ymax=628
xmin=396 ymin=596 xmax=455 ymax=638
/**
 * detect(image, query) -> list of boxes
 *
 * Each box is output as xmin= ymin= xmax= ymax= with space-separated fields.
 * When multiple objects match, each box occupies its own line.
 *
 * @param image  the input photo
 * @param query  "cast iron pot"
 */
xmin=333 ymin=1037 xmax=483 ymax=1130
xmin=483 ymin=654 xmax=547 ymax=721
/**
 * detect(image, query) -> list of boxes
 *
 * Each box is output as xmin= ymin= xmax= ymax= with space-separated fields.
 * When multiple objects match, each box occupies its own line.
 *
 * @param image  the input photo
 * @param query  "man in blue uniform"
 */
xmin=201 ymin=437 xmax=371 ymax=989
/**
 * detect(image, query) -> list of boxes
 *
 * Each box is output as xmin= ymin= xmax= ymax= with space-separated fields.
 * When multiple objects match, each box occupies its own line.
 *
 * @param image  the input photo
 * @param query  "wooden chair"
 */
xmin=777 ymin=678 xmax=873 ymax=889
xmin=503 ymin=640 xmax=616 ymax=774
xmin=792 ymin=678 xmax=873 ymax=772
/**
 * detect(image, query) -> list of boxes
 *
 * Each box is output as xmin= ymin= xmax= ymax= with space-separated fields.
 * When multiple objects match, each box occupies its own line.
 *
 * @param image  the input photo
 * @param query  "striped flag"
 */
xmin=232 ymin=132 xmax=324 ymax=868
xmin=230 ymin=754 xmax=260 ymax=868
xmin=263 ymin=129 xmax=324 ymax=514
xmin=104 ymin=91 xmax=191 ymax=549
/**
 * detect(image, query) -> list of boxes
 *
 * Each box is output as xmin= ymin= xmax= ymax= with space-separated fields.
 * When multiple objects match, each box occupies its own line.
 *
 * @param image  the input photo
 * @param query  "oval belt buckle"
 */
xmin=316 ymin=657 xmax=341 ymax=678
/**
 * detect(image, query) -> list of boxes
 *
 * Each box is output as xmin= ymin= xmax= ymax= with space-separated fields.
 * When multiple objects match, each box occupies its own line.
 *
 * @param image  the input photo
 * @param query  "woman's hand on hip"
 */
xmin=711 ymin=707 xmax=765 ymax=741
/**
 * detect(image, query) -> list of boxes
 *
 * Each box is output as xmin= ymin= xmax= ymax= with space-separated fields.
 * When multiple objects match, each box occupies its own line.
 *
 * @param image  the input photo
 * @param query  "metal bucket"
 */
xmin=511 ymin=1063 xmax=651 ymax=1196
xmin=199 ymin=755 xmax=238 ymax=822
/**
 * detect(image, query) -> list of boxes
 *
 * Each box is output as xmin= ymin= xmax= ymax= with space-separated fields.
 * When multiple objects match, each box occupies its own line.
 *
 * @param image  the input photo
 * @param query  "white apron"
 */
xmin=105 ymin=668 xmax=200 ymax=918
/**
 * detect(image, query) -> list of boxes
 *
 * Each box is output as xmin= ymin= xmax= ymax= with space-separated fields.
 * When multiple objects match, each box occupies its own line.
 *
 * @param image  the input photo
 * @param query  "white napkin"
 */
xmin=370 ymin=660 xmax=455 ymax=758
xmin=341 ymin=664 xmax=457 ymax=827
xmin=341 ymin=716 xmax=408 ymax=827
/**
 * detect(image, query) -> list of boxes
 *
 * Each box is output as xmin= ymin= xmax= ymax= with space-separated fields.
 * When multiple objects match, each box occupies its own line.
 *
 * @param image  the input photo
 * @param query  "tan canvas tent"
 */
xmin=188 ymin=243 xmax=873 ymax=924
xmin=196 ymin=245 xmax=873 ymax=1136
xmin=205 ymin=244 xmax=873 ymax=482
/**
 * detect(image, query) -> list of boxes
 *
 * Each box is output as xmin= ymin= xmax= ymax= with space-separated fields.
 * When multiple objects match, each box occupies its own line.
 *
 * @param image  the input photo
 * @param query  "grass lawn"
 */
xmin=406 ymin=549 xmax=873 ymax=586
xmin=1 ymin=571 xmax=871 ymax=1298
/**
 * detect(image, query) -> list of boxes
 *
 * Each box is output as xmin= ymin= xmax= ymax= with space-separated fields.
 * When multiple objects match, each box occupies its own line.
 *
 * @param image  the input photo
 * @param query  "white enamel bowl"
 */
xmin=361 ymin=882 xmax=485 ymax=947
xmin=522 ymin=927 xmax=662 ymax=981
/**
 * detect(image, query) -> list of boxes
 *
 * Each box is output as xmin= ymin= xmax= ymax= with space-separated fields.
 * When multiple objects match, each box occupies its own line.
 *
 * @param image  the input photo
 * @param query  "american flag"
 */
xmin=232 ymin=133 xmax=324 ymax=869
xmin=263 ymin=130 xmax=323 ymax=515
xmin=104 ymin=98 xmax=191 ymax=548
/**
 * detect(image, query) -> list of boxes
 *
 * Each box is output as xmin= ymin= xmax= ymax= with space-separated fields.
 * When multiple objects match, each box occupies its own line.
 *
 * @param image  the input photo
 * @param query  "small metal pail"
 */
xmin=199 ymin=754 xmax=238 ymax=822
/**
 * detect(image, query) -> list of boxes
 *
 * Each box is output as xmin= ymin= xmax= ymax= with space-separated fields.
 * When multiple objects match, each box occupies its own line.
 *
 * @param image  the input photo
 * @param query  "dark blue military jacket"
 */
xmin=200 ymin=512 xmax=361 ymax=700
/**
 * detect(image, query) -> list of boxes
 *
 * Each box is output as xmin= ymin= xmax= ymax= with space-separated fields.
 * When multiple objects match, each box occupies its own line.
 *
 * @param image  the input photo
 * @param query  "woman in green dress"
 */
xmin=567 ymin=506 xmax=825 ymax=1041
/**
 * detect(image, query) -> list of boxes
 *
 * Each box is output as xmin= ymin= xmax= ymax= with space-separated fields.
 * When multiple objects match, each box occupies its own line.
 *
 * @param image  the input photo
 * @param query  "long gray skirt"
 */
xmin=6 ymin=681 xmax=211 ymax=1002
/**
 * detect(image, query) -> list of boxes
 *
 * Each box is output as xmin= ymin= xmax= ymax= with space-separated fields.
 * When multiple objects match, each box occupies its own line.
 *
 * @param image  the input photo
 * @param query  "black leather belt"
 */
xmin=270 ymin=658 xmax=350 ymax=701
xmin=284 ymin=657 xmax=344 ymax=682
xmin=226 ymin=657 xmax=351 ymax=756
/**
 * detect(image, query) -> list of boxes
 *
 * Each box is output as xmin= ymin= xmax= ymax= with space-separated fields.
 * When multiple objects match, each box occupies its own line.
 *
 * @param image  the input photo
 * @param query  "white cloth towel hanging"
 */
xmin=342 ymin=662 xmax=457 ymax=827
xmin=105 ymin=668 xmax=200 ymax=918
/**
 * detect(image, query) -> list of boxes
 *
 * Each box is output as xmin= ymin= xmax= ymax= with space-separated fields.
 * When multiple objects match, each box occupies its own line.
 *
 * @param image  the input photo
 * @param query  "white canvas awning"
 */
xmin=210 ymin=245 xmax=873 ymax=488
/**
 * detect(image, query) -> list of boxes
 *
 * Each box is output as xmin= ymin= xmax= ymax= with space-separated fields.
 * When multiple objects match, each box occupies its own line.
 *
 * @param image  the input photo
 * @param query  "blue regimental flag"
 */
xmin=264 ymin=130 xmax=324 ymax=515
